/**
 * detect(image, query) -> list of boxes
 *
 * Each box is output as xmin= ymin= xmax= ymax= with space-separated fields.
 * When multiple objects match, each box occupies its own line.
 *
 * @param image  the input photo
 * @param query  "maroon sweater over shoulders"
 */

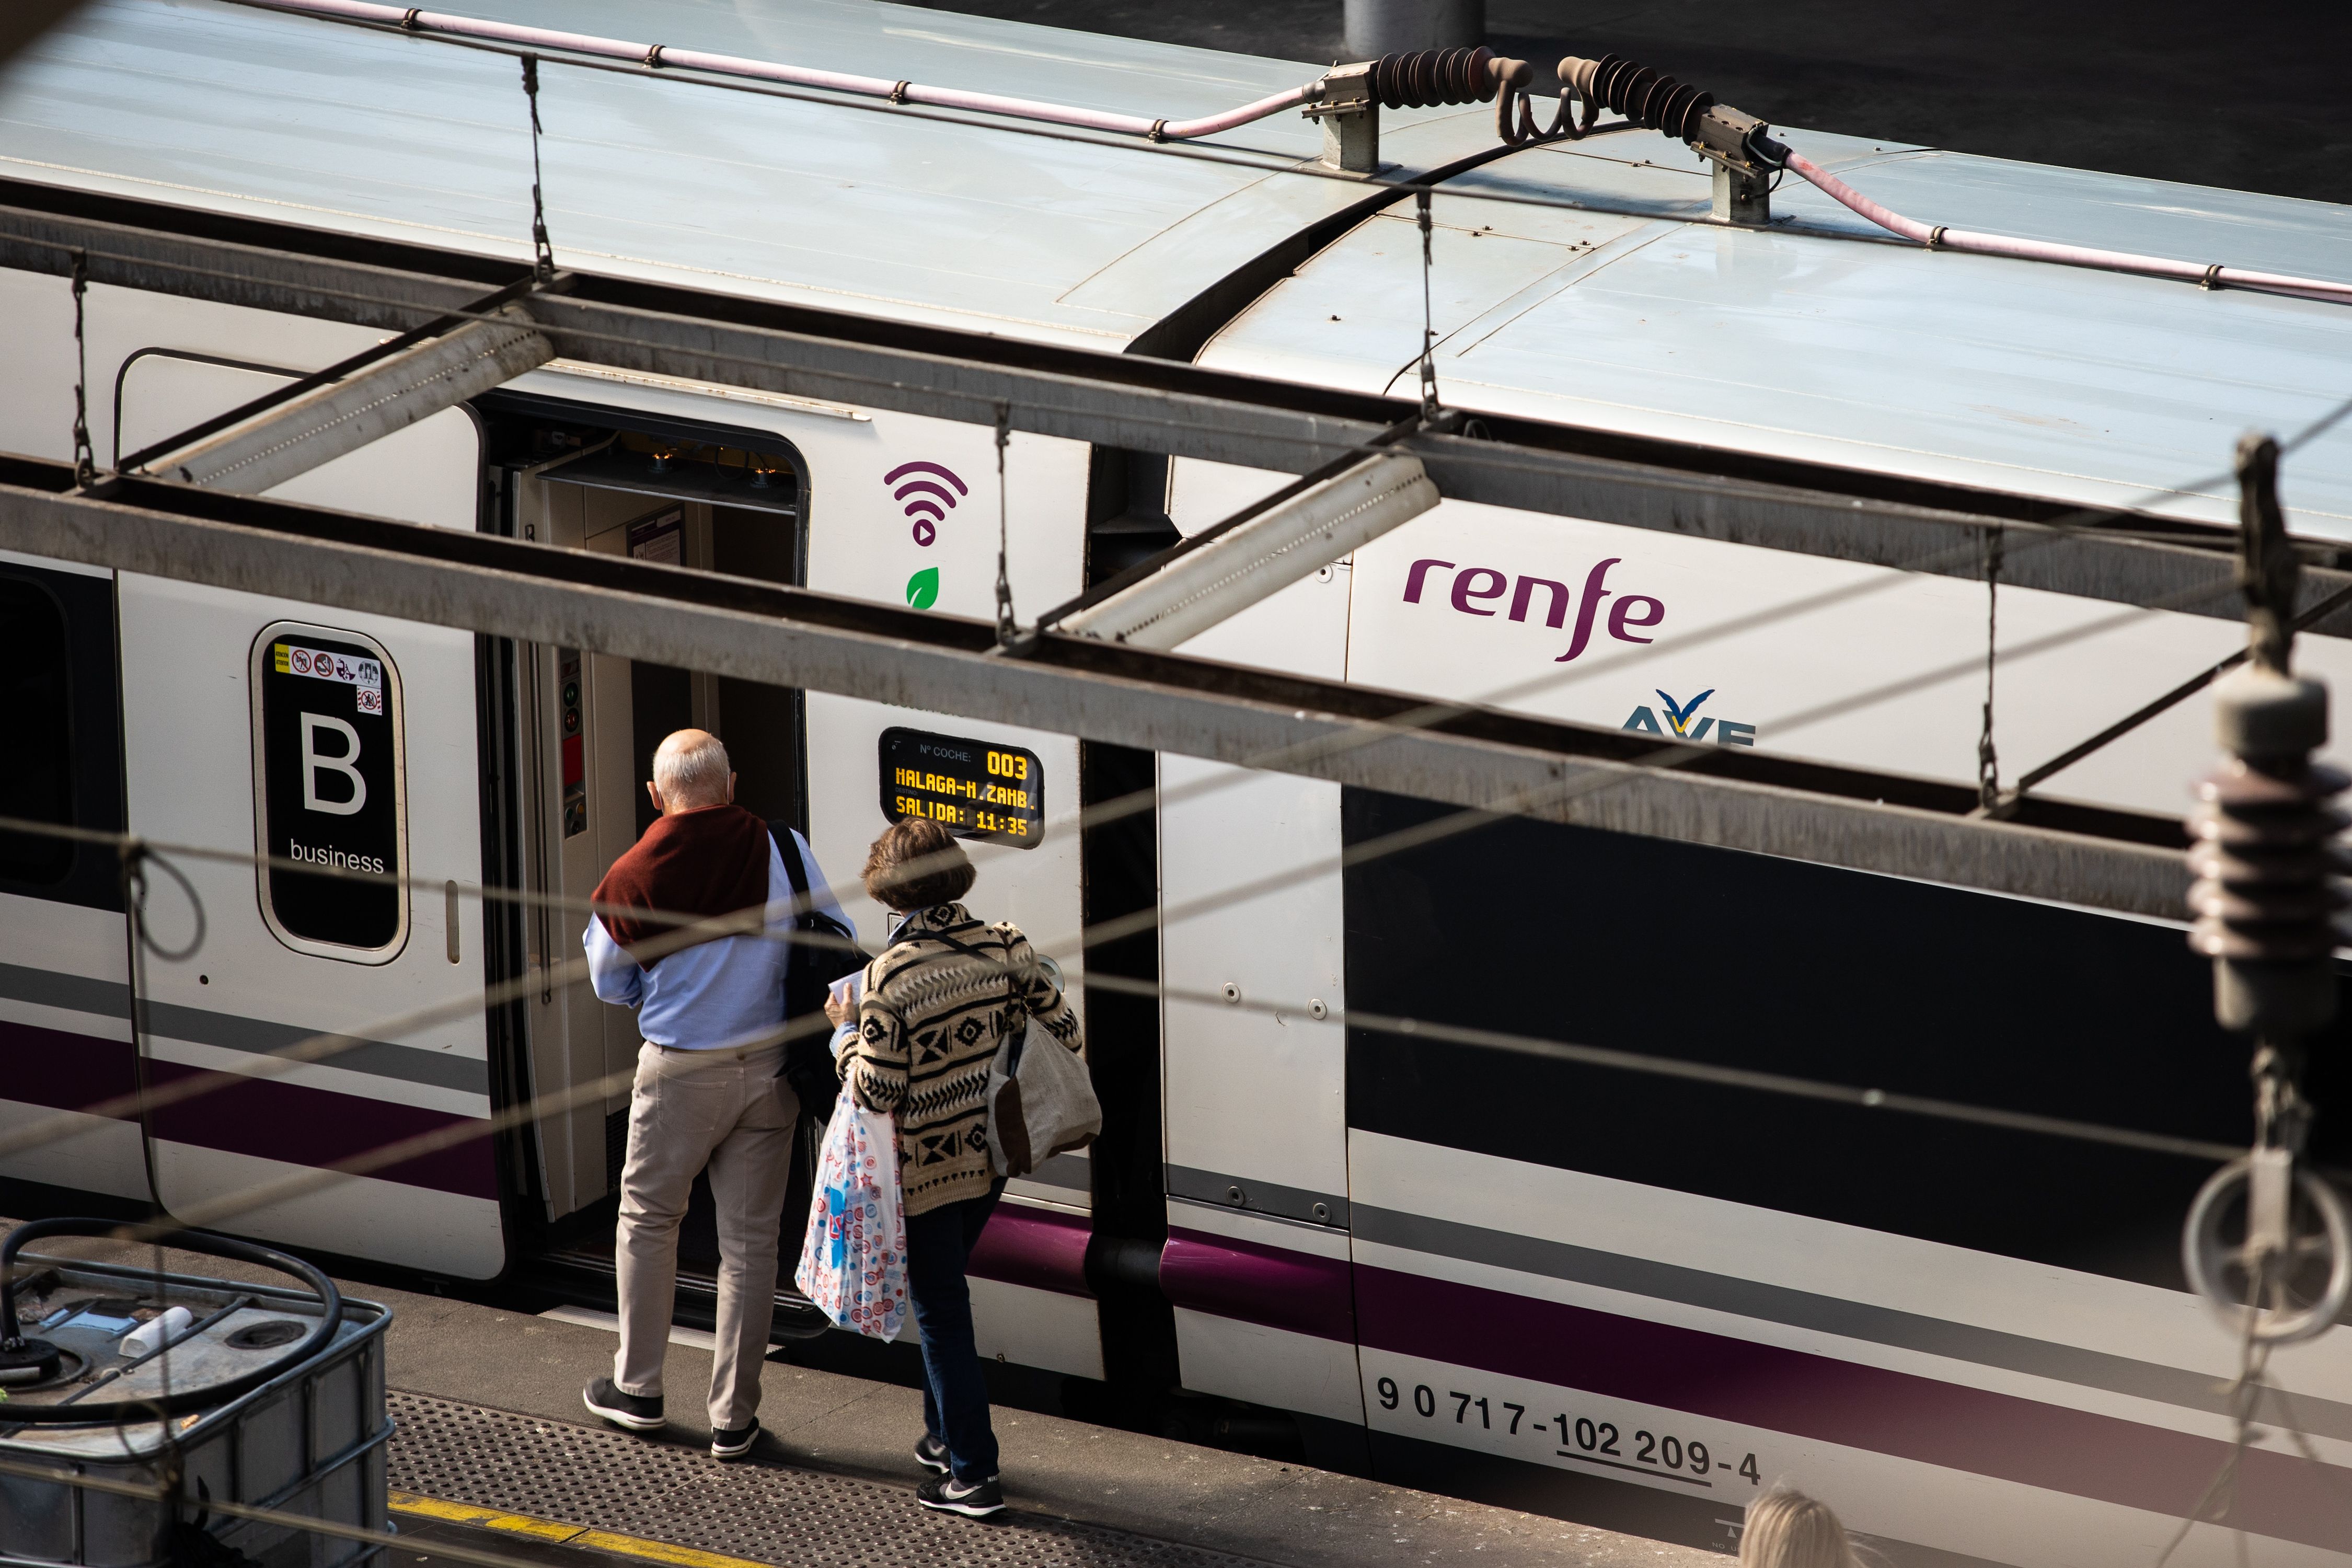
xmin=591 ymin=803 xmax=771 ymax=964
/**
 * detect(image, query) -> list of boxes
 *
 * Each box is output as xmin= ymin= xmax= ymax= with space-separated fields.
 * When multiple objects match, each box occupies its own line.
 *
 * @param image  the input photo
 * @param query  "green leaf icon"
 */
xmin=905 ymin=567 xmax=939 ymax=610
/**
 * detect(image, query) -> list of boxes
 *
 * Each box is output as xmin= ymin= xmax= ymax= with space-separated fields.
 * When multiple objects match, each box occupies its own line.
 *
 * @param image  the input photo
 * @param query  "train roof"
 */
xmin=6 ymin=0 xmax=2352 ymax=538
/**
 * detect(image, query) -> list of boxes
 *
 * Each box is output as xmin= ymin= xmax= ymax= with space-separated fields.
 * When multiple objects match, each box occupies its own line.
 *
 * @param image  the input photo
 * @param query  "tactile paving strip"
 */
xmin=386 ymin=1391 xmax=1270 ymax=1568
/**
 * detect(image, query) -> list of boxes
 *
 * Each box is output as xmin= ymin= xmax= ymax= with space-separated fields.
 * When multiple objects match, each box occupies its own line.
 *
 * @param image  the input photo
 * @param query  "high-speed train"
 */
xmin=3 ymin=3 xmax=2351 ymax=1564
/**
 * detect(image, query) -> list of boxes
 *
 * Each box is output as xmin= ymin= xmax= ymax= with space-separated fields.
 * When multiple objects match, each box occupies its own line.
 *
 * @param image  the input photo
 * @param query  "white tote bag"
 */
xmin=913 ymin=932 xmax=1102 ymax=1179
xmin=794 ymin=1081 xmax=908 ymax=1340
xmin=985 ymin=1018 xmax=1101 ymax=1177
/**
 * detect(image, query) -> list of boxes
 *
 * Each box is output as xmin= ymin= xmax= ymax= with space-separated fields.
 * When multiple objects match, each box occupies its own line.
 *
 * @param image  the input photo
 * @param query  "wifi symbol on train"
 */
xmin=886 ymin=460 xmax=968 ymax=547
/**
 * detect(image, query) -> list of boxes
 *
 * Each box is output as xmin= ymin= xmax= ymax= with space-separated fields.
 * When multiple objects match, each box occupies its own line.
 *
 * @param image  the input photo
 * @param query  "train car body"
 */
xmin=3 ymin=3 xmax=2351 ymax=1565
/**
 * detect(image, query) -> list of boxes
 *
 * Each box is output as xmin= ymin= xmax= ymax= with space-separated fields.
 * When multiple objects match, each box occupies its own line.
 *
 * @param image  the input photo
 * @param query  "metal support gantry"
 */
xmin=3 ymin=181 xmax=2347 ymax=636
xmin=0 ymin=449 xmax=2192 ymax=920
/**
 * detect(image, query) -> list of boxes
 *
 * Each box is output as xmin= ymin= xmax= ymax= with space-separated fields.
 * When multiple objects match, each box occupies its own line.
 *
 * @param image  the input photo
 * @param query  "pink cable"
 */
xmin=232 ymin=0 xmax=1316 ymax=142
xmin=1785 ymin=153 xmax=2352 ymax=307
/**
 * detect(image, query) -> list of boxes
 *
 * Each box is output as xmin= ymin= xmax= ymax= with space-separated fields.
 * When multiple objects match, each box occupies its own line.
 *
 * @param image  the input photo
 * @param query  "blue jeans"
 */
xmin=904 ymin=1180 xmax=1005 ymax=1484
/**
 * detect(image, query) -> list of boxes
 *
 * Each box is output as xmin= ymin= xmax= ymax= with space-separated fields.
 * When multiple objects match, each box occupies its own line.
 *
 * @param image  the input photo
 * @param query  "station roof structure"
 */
xmin=2 ymin=0 xmax=2351 ymax=533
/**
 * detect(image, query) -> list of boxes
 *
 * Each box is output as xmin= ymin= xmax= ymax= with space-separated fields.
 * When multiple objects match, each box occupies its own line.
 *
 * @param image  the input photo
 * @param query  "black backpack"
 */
xmin=768 ymin=822 xmax=867 ymax=1122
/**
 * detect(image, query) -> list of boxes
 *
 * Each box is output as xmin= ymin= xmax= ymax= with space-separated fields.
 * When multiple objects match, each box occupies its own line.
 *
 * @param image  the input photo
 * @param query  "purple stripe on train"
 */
xmin=0 ymin=1017 xmax=139 ymax=1113
xmin=969 ymin=1202 xmax=1092 ymax=1297
xmin=144 ymin=1059 xmax=498 ymax=1200
xmin=1161 ymin=1227 xmax=1354 ymax=1342
xmin=0 ymin=1020 xmax=496 ymax=1201
xmin=1354 ymin=1262 xmax=2347 ymax=1553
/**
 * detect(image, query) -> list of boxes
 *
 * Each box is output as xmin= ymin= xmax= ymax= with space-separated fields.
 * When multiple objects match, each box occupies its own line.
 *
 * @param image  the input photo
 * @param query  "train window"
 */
xmin=0 ymin=578 xmax=74 ymax=884
xmin=249 ymin=621 xmax=409 ymax=961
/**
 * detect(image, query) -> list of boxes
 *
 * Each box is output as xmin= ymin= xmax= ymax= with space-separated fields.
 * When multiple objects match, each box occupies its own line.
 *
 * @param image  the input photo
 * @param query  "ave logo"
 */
xmin=1623 ymin=688 xmax=1756 ymax=746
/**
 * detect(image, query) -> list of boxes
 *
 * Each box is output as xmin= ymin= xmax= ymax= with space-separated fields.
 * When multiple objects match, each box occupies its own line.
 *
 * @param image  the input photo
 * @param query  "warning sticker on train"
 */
xmin=273 ymin=641 xmax=386 ymax=713
xmin=878 ymin=727 xmax=1043 ymax=849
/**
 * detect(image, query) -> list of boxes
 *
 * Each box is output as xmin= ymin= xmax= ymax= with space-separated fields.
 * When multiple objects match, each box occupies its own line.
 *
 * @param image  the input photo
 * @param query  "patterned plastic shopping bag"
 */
xmin=794 ymin=1082 xmax=908 ymax=1340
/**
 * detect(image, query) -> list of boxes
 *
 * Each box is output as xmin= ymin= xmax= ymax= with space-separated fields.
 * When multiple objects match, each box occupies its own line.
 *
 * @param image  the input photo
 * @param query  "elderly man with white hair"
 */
xmin=579 ymin=728 xmax=847 ymax=1460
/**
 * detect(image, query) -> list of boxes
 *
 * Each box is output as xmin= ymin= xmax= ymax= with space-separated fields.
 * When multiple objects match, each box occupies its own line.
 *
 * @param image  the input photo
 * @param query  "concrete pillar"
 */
xmin=1344 ymin=0 xmax=1485 ymax=57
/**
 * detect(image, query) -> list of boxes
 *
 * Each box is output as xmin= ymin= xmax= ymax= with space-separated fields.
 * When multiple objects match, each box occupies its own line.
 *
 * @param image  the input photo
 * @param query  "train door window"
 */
xmin=0 ymin=577 xmax=74 ymax=884
xmin=249 ymin=620 xmax=408 ymax=961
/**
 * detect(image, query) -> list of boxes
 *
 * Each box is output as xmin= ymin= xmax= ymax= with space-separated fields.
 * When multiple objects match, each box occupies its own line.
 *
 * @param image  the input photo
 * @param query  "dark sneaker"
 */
xmin=916 ymin=1474 xmax=1005 ymax=1518
xmin=711 ymin=1417 xmax=760 ymax=1460
xmin=915 ymin=1433 xmax=997 ymax=1482
xmin=582 ymin=1377 xmax=665 ymax=1433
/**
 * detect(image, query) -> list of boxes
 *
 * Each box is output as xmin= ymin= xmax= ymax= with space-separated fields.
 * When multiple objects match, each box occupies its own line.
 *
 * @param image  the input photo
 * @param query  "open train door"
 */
xmin=489 ymin=403 xmax=814 ymax=1278
xmin=112 ymin=343 xmax=503 ymax=1279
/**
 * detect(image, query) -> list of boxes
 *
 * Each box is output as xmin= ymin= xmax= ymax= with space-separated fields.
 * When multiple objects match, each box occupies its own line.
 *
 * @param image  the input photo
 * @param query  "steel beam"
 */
xmin=1062 ymin=453 xmax=1438 ymax=648
xmin=1 ymin=182 xmax=2339 ymax=633
xmin=141 ymin=307 xmax=552 ymax=490
xmin=0 ymin=459 xmax=2185 ymax=918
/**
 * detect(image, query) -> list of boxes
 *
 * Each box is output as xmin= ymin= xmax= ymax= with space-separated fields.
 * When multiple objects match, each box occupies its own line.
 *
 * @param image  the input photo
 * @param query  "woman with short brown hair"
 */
xmin=826 ymin=816 xmax=1082 ymax=1517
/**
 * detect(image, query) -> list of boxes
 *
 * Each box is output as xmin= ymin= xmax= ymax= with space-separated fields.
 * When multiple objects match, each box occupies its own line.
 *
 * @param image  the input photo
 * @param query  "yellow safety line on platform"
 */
xmin=390 ymin=1491 xmax=770 ymax=1568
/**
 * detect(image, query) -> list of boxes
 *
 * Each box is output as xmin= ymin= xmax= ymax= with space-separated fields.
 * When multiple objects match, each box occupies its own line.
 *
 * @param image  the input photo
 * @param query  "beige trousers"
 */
xmin=613 ymin=1041 xmax=797 ymax=1430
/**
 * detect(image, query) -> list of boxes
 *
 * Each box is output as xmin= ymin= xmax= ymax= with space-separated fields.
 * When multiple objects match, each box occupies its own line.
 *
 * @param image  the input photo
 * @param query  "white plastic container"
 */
xmin=119 ymin=1305 xmax=194 ymax=1360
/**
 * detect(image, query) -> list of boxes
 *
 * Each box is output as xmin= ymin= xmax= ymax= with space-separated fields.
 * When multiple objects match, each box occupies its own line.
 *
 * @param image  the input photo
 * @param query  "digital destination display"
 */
xmin=879 ymin=727 xmax=1043 ymax=850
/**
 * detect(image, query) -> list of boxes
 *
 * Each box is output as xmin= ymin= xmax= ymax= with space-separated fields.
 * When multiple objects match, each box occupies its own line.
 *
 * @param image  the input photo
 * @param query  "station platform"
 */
xmin=5 ymin=1224 xmax=1720 ymax=1568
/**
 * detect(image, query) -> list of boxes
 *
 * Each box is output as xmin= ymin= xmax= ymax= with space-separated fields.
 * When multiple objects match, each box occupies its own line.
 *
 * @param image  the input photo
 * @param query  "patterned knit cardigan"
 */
xmin=846 ymin=903 xmax=1083 ymax=1216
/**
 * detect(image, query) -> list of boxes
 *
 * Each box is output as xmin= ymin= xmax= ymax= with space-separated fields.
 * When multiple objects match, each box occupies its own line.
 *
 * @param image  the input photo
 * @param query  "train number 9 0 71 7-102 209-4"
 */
xmin=1373 ymin=1376 xmax=1760 ymax=1488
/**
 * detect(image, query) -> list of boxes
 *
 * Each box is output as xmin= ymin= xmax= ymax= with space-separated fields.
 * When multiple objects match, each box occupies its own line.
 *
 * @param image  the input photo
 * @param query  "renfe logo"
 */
xmin=1403 ymin=557 xmax=1663 ymax=663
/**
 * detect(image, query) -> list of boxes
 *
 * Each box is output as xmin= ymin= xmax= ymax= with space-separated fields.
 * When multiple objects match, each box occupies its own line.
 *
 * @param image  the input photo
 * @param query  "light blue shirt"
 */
xmin=584 ymin=827 xmax=849 ymax=1050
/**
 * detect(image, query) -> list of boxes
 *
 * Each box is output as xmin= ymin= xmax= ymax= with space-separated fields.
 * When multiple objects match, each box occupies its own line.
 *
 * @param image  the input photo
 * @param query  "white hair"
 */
xmin=653 ymin=730 xmax=730 ymax=808
xmin=1739 ymin=1491 xmax=1862 ymax=1568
